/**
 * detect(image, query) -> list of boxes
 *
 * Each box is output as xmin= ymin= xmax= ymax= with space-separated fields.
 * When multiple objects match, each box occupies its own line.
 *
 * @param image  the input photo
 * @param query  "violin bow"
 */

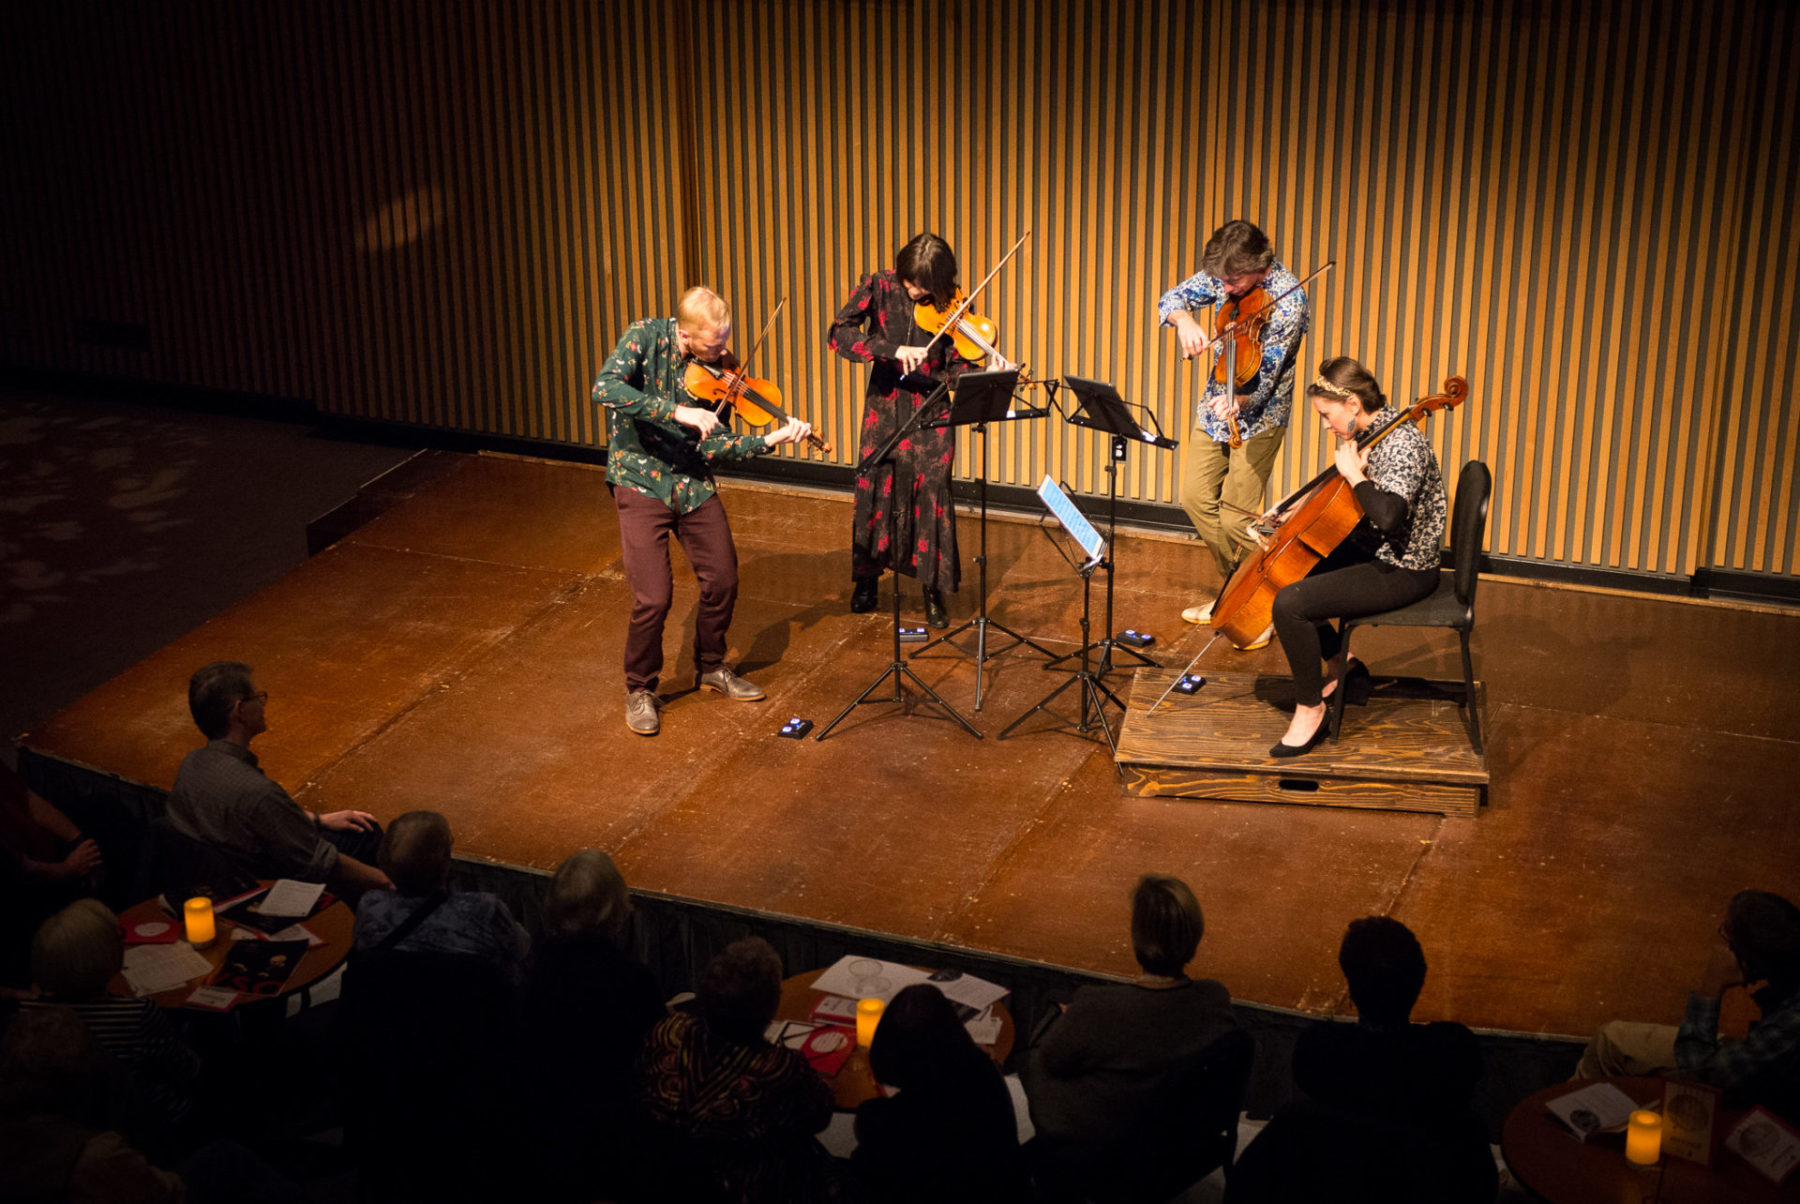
xmin=914 ymin=231 xmax=1031 ymax=363
xmin=728 ymin=297 xmax=786 ymax=388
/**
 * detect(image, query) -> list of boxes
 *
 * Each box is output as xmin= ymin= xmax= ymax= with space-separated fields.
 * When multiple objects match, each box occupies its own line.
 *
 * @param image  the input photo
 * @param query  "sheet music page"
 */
xmin=121 ymin=943 xmax=214 ymax=995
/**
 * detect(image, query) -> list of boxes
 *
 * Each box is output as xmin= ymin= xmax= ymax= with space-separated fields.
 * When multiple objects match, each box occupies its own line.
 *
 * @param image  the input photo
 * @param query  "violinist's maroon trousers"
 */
xmin=615 ymin=486 xmax=739 ymax=695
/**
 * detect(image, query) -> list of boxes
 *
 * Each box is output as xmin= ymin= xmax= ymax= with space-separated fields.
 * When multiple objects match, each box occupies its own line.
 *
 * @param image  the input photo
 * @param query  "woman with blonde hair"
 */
xmin=21 ymin=898 xmax=201 ymax=1135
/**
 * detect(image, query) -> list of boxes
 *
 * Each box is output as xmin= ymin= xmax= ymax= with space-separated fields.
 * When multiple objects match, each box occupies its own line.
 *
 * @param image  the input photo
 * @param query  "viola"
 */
xmin=683 ymin=358 xmax=832 ymax=455
xmin=1208 ymin=285 xmax=1273 ymax=392
xmin=1204 ymin=285 xmax=1272 ymax=447
xmin=914 ymin=288 xmax=1004 ymax=364
xmin=1208 ymin=375 xmax=1469 ymax=648
xmin=1187 ymin=261 xmax=1338 ymax=449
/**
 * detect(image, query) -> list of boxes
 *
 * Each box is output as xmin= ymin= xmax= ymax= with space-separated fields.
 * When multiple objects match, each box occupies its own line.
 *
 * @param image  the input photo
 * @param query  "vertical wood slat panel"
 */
xmin=0 ymin=0 xmax=1793 ymax=582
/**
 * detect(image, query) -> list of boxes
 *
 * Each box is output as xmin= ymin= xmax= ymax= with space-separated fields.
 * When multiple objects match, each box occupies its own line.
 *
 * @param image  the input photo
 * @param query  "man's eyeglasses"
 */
xmin=240 ymin=691 xmax=269 ymax=706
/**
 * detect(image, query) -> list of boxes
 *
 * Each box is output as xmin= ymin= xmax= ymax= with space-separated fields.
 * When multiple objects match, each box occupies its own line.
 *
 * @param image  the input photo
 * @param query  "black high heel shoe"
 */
xmin=1270 ymin=717 xmax=1331 ymax=758
xmin=850 ymin=578 xmax=879 ymax=613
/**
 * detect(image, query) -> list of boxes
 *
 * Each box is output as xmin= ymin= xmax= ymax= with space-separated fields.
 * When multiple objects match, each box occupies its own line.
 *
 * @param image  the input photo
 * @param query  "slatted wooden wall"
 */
xmin=1 ymin=0 xmax=1794 ymax=581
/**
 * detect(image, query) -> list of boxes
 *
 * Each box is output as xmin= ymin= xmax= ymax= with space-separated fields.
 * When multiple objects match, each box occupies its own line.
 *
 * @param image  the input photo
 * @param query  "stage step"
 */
xmin=1115 ymin=668 xmax=1488 ymax=817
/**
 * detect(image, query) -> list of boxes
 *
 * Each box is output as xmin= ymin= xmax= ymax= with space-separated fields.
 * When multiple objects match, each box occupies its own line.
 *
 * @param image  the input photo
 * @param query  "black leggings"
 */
xmin=1271 ymin=545 xmax=1439 ymax=706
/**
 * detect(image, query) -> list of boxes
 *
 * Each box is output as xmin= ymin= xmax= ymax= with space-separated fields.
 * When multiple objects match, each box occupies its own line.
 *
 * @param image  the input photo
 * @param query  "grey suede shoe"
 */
xmin=697 ymin=667 xmax=765 ymax=701
xmin=625 ymin=689 xmax=660 ymax=736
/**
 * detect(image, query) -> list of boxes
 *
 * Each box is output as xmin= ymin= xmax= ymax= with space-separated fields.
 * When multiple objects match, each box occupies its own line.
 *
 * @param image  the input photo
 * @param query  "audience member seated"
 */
xmin=1574 ymin=888 xmax=1800 ymax=1125
xmin=19 ymin=899 xmax=202 ymax=1144
xmin=1228 ymin=915 xmax=1496 ymax=1203
xmin=0 ymin=1005 xmax=184 ymax=1204
xmin=1 ymin=760 xmax=104 ymax=990
xmin=520 ymin=848 xmax=665 ymax=1200
xmin=851 ymin=982 xmax=1027 ymax=1204
xmin=336 ymin=824 xmax=522 ymax=1202
xmin=352 ymin=810 xmax=528 ymax=984
xmin=1022 ymin=874 xmax=1242 ymax=1201
xmin=639 ymin=936 xmax=834 ymax=1204
xmin=163 ymin=661 xmax=390 ymax=898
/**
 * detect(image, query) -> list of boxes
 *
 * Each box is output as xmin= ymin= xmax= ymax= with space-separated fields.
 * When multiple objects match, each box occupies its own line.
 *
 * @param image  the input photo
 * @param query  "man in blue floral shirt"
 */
xmin=1159 ymin=220 xmax=1310 ymax=644
xmin=592 ymin=287 xmax=813 ymax=736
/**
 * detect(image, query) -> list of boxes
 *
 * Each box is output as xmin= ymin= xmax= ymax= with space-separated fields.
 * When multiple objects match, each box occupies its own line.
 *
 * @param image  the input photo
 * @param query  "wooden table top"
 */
xmin=776 ymin=967 xmax=1016 ymax=1112
xmin=1502 ymin=1076 xmax=1800 ymax=1203
xmin=111 ymin=883 xmax=355 ymax=1009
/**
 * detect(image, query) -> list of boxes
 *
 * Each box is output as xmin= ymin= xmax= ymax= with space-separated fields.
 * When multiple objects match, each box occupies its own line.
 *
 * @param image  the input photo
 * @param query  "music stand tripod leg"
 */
xmin=817 ymin=381 xmax=981 ymax=741
xmin=910 ymin=413 xmax=1057 ymax=710
xmin=997 ymin=562 xmax=1125 ymax=746
xmin=1043 ymin=435 xmax=1158 ymax=677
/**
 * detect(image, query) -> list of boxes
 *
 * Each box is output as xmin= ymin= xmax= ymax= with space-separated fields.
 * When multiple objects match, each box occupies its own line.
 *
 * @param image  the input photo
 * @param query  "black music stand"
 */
xmin=816 ymin=379 xmax=983 ymax=742
xmin=1045 ymin=375 xmax=1178 ymax=680
xmin=997 ymin=477 xmax=1123 ymax=751
xmin=912 ymin=367 xmax=1057 ymax=710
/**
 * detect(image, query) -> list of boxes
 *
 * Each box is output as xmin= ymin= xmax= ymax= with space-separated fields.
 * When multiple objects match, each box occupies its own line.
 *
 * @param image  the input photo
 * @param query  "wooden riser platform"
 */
xmin=1116 ymin=668 xmax=1489 ymax=816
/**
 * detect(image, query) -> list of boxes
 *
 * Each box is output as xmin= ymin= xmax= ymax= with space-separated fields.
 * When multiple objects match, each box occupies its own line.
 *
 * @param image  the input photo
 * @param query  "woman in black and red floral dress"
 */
xmin=827 ymin=232 xmax=979 ymax=627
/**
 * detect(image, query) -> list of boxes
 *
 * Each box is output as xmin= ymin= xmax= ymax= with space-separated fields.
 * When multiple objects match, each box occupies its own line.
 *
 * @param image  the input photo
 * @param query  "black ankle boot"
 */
xmin=924 ymin=589 xmax=949 ymax=628
xmin=850 ymin=578 xmax=879 ymax=613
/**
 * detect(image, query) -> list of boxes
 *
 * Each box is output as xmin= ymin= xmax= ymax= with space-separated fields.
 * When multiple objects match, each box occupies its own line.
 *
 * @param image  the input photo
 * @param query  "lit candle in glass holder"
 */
xmin=1625 ymin=1109 xmax=1662 ymax=1165
xmin=856 ymin=997 xmax=885 ymax=1047
xmin=183 ymin=897 xmax=216 ymax=947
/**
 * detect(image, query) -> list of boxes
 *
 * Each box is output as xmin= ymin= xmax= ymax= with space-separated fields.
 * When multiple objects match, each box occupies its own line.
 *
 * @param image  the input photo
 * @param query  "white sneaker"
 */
xmin=1234 ymin=623 xmax=1274 ymax=652
xmin=1181 ymin=599 xmax=1217 ymax=625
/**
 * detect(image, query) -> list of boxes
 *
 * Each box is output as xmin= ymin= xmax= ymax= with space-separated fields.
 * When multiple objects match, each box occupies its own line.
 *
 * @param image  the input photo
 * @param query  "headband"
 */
xmin=1310 ymin=375 xmax=1353 ymax=398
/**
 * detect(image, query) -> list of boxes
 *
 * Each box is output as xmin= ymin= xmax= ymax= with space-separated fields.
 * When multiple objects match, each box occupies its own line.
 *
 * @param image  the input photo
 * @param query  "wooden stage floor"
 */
xmin=22 ymin=451 xmax=1799 ymax=1041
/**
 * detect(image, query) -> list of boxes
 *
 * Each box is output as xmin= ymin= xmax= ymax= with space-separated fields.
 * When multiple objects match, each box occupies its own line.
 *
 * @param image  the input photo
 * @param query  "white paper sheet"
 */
xmin=1544 ymin=1081 xmax=1638 ymax=1140
xmin=258 ymin=879 xmax=325 ymax=918
xmin=120 ymin=943 xmax=214 ymax=995
xmin=810 ymin=956 xmax=932 ymax=1003
xmin=964 ymin=1010 xmax=1002 ymax=1045
xmin=186 ymin=985 xmax=239 ymax=1011
xmin=923 ymin=967 xmax=1009 ymax=1013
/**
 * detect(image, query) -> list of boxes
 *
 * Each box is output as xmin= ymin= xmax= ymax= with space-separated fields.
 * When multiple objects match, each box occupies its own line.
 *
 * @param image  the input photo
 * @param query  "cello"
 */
xmin=1209 ymin=375 xmax=1469 ymax=647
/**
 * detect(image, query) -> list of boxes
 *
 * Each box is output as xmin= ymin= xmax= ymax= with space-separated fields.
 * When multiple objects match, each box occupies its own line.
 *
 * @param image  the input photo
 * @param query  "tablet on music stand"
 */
xmin=1036 ymin=475 xmax=1106 ymax=571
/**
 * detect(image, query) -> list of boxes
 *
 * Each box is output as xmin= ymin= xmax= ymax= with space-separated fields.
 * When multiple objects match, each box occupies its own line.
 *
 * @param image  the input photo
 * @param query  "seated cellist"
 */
xmin=1268 ymin=358 xmax=1448 ymax=758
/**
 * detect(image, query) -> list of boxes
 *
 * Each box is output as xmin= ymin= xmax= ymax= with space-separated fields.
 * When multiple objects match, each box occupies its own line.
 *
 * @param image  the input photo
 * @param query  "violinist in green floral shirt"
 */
xmin=592 ymin=286 xmax=813 ymax=736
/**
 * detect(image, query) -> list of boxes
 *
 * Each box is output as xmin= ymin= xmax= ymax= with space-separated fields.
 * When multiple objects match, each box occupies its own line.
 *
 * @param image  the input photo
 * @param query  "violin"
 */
xmin=908 ymin=232 xmax=1031 ymax=370
xmin=914 ymin=288 xmax=1004 ymax=364
xmin=1207 ymin=375 xmax=1469 ymax=648
xmin=683 ymin=357 xmax=832 ymax=454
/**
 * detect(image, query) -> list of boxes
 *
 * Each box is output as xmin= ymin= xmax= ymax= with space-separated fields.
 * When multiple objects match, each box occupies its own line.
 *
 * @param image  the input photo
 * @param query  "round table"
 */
xmin=111 ymin=883 xmax=355 ymax=1008
xmin=1502 ymin=1076 xmax=1800 ymax=1202
xmin=777 ymin=968 xmax=1016 ymax=1111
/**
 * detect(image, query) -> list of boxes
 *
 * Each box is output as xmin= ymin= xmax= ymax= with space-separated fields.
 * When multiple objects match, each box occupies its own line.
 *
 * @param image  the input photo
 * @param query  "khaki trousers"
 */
xmin=1180 ymin=424 xmax=1287 ymax=579
xmin=1573 ymin=1021 xmax=1680 ymax=1080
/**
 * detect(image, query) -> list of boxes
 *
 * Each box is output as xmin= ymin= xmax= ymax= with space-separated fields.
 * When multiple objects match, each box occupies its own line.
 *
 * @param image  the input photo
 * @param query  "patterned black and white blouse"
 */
xmin=1360 ymin=407 xmax=1447 ymax=570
